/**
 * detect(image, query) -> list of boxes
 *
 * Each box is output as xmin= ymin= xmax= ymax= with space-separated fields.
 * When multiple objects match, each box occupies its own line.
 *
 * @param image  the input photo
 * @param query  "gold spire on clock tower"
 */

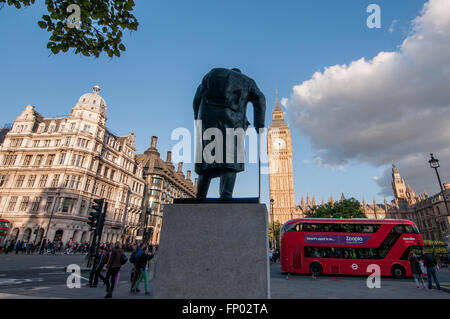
xmin=267 ymin=91 xmax=298 ymax=225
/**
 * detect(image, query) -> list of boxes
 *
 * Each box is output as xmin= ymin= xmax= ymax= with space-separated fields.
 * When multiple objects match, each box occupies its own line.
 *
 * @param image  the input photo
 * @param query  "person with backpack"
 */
xmin=408 ymin=251 xmax=426 ymax=288
xmin=131 ymin=246 xmax=154 ymax=295
xmin=130 ymin=243 xmax=144 ymax=292
xmin=423 ymin=249 xmax=442 ymax=291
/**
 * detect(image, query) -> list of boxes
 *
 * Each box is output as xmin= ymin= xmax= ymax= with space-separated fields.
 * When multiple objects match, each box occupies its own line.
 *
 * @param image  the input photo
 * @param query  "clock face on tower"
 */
xmin=272 ymin=137 xmax=286 ymax=150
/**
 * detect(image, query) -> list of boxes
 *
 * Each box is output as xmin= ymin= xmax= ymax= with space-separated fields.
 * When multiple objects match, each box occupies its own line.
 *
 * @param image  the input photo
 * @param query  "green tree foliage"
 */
xmin=269 ymin=221 xmax=282 ymax=248
xmin=305 ymin=198 xmax=366 ymax=219
xmin=1 ymin=0 xmax=139 ymax=58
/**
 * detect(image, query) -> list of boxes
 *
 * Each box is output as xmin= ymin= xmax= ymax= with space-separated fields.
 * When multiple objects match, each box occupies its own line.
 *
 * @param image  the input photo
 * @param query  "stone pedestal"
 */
xmin=152 ymin=203 xmax=270 ymax=299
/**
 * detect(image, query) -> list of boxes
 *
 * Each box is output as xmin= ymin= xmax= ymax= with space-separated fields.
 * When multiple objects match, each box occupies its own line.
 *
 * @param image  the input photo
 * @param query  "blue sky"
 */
xmin=0 ymin=0 xmax=432 ymax=207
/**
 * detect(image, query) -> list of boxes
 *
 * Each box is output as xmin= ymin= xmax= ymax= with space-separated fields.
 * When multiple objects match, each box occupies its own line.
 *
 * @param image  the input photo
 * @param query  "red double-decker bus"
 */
xmin=280 ymin=218 xmax=424 ymax=278
xmin=0 ymin=219 xmax=11 ymax=253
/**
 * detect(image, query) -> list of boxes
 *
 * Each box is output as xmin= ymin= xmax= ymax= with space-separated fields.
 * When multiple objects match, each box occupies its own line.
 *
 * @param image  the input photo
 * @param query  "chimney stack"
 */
xmin=178 ymin=162 xmax=183 ymax=173
xmin=187 ymin=170 xmax=191 ymax=180
xmin=166 ymin=151 xmax=172 ymax=163
xmin=151 ymin=136 xmax=158 ymax=149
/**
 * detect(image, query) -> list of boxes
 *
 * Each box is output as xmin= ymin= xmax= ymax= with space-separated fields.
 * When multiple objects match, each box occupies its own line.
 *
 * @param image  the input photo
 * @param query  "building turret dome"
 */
xmin=76 ymin=85 xmax=107 ymax=109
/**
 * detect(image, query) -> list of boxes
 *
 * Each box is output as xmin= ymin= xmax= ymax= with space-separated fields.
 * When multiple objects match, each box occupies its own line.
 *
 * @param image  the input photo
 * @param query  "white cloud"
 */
xmin=280 ymin=97 xmax=288 ymax=107
xmin=372 ymin=176 xmax=379 ymax=181
xmin=314 ymin=157 xmax=346 ymax=172
xmin=285 ymin=0 xmax=450 ymax=197
xmin=389 ymin=19 xmax=399 ymax=33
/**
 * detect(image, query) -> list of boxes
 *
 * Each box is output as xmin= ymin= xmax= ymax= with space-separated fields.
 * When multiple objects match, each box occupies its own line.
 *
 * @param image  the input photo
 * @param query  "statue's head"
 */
xmin=231 ymin=68 xmax=242 ymax=73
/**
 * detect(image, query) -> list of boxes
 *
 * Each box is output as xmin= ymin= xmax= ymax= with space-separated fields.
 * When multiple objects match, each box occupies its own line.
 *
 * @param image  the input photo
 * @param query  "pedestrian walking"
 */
xmin=423 ymin=249 xmax=442 ymax=291
xmin=8 ymin=240 xmax=15 ymax=254
xmin=129 ymin=243 xmax=144 ymax=291
xmin=131 ymin=246 xmax=154 ymax=295
xmin=91 ymin=246 xmax=108 ymax=288
xmin=408 ymin=251 xmax=426 ymax=288
xmin=4 ymin=239 xmax=11 ymax=254
xmin=15 ymin=240 xmax=21 ymax=254
xmin=104 ymin=242 xmax=126 ymax=298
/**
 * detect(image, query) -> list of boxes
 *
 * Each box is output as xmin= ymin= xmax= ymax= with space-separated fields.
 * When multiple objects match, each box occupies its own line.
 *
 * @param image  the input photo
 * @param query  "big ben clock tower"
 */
xmin=267 ymin=92 xmax=297 ymax=225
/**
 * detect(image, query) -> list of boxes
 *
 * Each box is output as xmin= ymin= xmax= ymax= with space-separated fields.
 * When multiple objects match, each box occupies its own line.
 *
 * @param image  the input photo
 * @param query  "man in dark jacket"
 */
xmin=193 ymin=68 xmax=266 ymax=199
xmin=423 ymin=250 xmax=442 ymax=291
xmin=91 ymin=246 xmax=107 ymax=288
xmin=104 ymin=242 xmax=124 ymax=298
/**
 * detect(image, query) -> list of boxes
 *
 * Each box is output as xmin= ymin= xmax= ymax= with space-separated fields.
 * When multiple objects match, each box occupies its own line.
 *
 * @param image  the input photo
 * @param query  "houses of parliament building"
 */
xmin=267 ymin=94 xmax=449 ymax=241
xmin=267 ymin=93 xmax=387 ymax=226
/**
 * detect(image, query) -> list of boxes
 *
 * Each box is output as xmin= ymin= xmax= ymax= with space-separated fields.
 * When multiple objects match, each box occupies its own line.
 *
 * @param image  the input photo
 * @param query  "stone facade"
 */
xmin=267 ymin=93 xmax=299 ymax=225
xmin=387 ymin=163 xmax=450 ymax=242
xmin=136 ymin=136 xmax=196 ymax=245
xmin=0 ymin=86 xmax=145 ymax=245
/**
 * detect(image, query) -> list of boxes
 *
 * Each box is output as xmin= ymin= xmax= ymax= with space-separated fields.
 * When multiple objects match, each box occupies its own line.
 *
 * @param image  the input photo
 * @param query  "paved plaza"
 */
xmin=0 ymin=253 xmax=449 ymax=299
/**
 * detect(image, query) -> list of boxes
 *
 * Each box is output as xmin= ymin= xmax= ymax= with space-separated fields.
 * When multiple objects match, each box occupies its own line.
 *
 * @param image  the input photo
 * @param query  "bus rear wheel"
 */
xmin=310 ymin=262 xmax=323 ymax=276
xmin=392 ymin=265 xmax=406 ymax=279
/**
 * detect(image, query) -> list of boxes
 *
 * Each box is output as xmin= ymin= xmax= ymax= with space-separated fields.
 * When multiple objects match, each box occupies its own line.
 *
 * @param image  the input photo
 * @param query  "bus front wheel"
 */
xmin=310 ymin=262 xmax=323 ymax=276
xmin=391 ymin=265 xmax=406 ymax=279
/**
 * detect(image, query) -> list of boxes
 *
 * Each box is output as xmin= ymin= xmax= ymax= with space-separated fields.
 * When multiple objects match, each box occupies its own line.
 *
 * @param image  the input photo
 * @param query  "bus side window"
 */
xmin=315 ymin=224 xmax=325 ymax=232
xmin=330 ymin=224 xmax=342 ymax=232
xmin=404 ymin=225 xmax=415 ymax=233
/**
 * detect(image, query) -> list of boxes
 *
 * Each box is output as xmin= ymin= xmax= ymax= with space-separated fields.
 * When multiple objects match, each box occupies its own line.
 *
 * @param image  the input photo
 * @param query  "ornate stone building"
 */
xmin=267 ymin=93 xmax=299 ymax=225
xmin=387 ymin=163 xmax=450 ymax=242
xmin=136 ymin=136 xmax=196 ymax=245
xmin=0 ymin=86 xmax=145 ymax=244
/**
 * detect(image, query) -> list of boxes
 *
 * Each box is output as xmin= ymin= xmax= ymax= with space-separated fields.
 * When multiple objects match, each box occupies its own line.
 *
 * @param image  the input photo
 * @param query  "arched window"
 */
xmin=54 ymin=229 xmax=64 ymax=242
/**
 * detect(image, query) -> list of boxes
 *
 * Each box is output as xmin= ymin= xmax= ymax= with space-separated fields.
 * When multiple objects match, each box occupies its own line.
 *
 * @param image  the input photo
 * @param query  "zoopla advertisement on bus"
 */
xmin=304 ymin=234 xmax=371 ymax=245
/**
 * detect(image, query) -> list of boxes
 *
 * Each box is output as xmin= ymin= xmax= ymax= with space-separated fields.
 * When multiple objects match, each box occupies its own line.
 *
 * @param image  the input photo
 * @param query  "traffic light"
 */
xmin=88 ymin=198 xmax=104 ymax=231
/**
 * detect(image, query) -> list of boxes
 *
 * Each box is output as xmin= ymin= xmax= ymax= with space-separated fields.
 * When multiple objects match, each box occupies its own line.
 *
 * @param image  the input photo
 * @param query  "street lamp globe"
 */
xmin=429 ymin=153 xmax=440 ymax=169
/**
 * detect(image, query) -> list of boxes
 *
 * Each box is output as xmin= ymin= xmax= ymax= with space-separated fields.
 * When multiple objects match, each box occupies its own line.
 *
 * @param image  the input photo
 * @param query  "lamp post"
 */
xmin=143 ymin=208 xmax=152 ymax=244
xmin=270 ymin=198 xmax=275 ymax=249
xmin=41 ymin=192 xmax=59 ymax=250
xmin=428 ymin=153 xmax=450 ymax=217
